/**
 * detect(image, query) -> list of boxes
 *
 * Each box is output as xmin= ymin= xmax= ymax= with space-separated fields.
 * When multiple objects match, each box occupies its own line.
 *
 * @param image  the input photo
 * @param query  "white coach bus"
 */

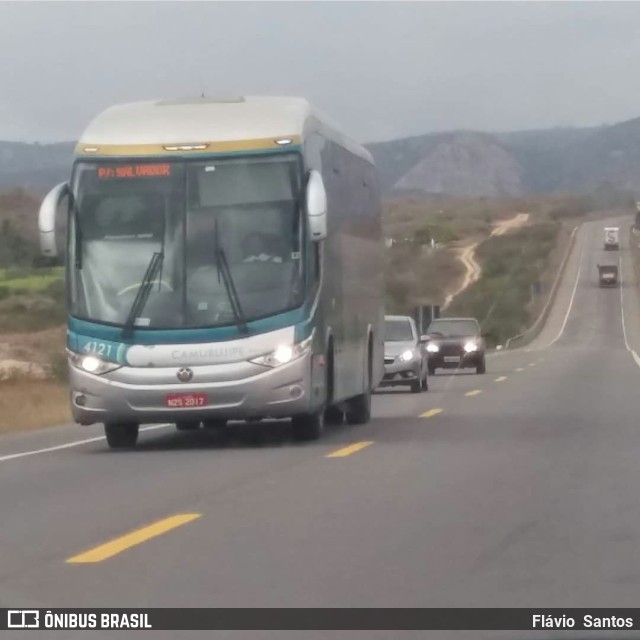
xmin=38 ymin=96 xmax=384 ymax=448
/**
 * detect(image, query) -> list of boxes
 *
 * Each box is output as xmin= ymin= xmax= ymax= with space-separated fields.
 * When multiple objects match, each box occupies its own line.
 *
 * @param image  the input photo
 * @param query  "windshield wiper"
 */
xmin=122 ymin=251 xmax=164 ymax=339
xmin=214 ymin=218 xmax=248 ymax=334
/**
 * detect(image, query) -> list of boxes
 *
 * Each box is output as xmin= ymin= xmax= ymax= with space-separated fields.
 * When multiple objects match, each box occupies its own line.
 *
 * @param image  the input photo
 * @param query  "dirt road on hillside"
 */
xmin=443 ymin=212 xmax=530 ymax=309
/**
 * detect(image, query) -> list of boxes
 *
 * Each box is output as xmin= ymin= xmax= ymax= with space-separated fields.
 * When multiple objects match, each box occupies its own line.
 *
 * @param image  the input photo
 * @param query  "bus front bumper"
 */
xmin=69 ymin=353 xmax=315 ymax=426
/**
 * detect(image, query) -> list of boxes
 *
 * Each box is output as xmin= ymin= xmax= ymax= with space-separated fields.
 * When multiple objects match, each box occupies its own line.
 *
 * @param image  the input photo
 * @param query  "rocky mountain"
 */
xmin=368 ymin=120 xmax=640 ymax=198
xmin=391 ymin=132 xmax=523 ymax=197
xmin=3 ymin=115 xmax=640 ymax=198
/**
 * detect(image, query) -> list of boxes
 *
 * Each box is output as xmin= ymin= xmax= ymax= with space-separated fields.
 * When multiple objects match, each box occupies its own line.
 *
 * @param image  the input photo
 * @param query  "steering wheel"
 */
xmin=117 ymin=280 xmax=174 ymax=296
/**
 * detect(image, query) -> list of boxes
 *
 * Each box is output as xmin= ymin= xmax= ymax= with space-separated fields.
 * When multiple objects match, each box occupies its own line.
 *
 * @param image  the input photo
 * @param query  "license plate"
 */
xmin=444 ymin=356 xmax=461 ymax=363
xmin=165 ymin=393 xmax=207 ymax=408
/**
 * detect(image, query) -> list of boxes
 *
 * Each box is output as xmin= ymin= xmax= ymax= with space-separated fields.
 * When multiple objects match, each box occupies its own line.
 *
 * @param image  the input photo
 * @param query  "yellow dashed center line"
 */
xmin=326 ymin=441 xmax=374 ymax=458
xmin=528 ymin=363 xmax=536 ymax=367
xmin=67 ymin=513 xmax=202 ymax=564
xmin=465 ymin=390 xmax=482 ymax=397
xmin=495 ymin=376 xmax=507 ymax=382
xmin=420 ymin=408 xmax=443 ymax=418
xmin=516 ymin=368 xmax=525 ymax=372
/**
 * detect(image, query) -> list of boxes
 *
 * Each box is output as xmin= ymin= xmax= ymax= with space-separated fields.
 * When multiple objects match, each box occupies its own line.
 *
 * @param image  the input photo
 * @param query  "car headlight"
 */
xmin=398 ymin=350 xmax=415 ymax=362
xmin=69 ymin=351 xmax=121 ymax=375
xmin=464 ymin=341 xmax=478 ymax=353
xmin=426 ymin=343 xmax=440 ymax=353
xmin=250 ymin=334 xmax=313 ymax=368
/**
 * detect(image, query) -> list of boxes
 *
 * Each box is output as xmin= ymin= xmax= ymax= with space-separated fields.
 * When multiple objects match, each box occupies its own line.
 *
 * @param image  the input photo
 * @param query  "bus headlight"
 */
xmin=426 ymin=343 xmax=440 ymax=353
xmin=69 ymin=352 xmax=121 ymax=375
xmin=398 ymin=350 xmax=415 ymax=362
xmin=251 ymin=335 xmax=313 ymax=368
xmin=464 ymin=341 xmax=478 ymax=353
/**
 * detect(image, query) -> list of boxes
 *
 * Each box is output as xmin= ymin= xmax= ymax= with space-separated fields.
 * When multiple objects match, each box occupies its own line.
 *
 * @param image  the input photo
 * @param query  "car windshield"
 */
xmin=385 ymin=319 xmax=414 ymax=341
xmin=428 ymin=319 xmax=478 ymax=338
xmin=69 ymin=154 xmax=304 ymax=329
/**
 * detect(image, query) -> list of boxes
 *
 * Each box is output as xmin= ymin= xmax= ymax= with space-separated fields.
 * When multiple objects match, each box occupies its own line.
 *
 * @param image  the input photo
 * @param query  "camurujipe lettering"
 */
xmin=171 ymin=347 xmax=244 ymax=360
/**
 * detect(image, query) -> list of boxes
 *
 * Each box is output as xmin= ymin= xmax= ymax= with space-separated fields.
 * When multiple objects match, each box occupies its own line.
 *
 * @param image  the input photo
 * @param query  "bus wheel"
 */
xmin=345 ymin=389 xmax=371 ymax=424
xmin=176 ymin=421 xmax=200 ymax=431
xmin=325 ymin=406 xmax=344 ymax=425
xmin=291 ymin=411 xmax=325 ymax=441
xmin=345 ymin=352 xmax=372 ymax=425
xmin=104 ymin=422 xmax=139 ymax=449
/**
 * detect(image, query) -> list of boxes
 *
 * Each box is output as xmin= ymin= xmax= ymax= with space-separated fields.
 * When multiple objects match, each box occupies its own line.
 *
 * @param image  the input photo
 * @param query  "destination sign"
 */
xmin=97 ymin=164 xmax=172 ymax=179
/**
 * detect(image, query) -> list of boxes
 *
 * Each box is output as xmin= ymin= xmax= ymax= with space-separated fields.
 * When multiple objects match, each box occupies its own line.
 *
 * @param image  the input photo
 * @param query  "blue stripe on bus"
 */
xmin=68 ymin=306 xmax=309 ymax=346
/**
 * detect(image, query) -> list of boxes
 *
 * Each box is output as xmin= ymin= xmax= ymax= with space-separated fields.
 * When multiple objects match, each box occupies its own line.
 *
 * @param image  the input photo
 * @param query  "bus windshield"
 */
xmin=69 ymin=154 xmax=305 ymax=330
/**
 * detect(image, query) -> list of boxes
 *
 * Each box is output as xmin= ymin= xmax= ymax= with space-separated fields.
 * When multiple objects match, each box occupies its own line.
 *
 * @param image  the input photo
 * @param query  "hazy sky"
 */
xmin=3 ymin=1 xmax=640 ymax=144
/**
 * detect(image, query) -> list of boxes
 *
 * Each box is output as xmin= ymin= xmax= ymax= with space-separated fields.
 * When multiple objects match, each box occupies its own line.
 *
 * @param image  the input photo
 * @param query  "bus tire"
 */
xmin=345 ymin=341 xmax=372 ymax=425
xmin=291 ymin=411 xmax=325 ymax=441
xmin=325 ymin=406 xmax=344 ymax=424
xmin=104 ymin=422 xmax=139 ymax=449
xmin=345 ymin=390 xmax=371 ymax=425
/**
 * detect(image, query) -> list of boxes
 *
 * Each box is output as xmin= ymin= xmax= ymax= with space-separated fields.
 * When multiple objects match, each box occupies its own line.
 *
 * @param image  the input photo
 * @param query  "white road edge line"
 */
xmin=619 ymin=254 xmax=640 ymax=369
xmin=545 ymin=242 xmax=584 ymax=349
xmin=0 ymin=423 xmax=173 ymax=463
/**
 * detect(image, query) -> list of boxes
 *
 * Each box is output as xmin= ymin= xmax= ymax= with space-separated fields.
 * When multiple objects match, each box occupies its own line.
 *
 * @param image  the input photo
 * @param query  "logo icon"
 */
xmin=8 ymin=610 xmax=39 ymax=629
xmin=176 ymin=367 xmax=193 ymax=382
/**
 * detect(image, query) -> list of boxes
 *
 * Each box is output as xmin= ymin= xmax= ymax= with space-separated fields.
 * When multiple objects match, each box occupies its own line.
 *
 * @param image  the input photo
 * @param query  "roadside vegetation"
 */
xmin=446 ymin=221 xmax=562 ymax=345
xmin=0 ymin=189 xmax=69 ymax=432
xmin=384 ymin=190 xmax=633 ymax=345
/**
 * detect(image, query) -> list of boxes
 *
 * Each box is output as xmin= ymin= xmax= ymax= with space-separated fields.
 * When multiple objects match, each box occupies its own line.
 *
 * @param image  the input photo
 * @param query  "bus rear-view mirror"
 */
xmin=306 ymin=170 xmax=327 ymax=241
xmin=38 ymin=182 xmax=69 ymax=258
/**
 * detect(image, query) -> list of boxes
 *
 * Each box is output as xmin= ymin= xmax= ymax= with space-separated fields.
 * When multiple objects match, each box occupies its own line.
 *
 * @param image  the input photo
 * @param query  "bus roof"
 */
xmin=76 ymin=96 xmax=373 ymax=163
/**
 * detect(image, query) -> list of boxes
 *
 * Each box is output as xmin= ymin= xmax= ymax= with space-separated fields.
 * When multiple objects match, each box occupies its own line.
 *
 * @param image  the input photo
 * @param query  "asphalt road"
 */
xmin=1 ymin=217 xmax=640 ymax=639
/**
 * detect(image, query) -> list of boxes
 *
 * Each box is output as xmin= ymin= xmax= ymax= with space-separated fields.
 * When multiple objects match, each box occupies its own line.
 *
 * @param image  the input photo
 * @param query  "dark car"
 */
xmin=425 ymin=317 xmax=486 ymax=375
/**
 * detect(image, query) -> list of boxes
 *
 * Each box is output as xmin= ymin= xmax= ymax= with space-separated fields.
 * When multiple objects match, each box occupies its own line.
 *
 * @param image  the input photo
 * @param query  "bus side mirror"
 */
xmin=306 ymin=170 xmax=327 ymax=242
xmin=38 ymin=182 xmax=69 ymax=258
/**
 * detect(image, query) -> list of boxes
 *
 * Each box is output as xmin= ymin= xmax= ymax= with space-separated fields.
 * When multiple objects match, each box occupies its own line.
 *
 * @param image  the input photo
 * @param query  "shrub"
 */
xmin=49 ymin=352 xmax=69 ymax=383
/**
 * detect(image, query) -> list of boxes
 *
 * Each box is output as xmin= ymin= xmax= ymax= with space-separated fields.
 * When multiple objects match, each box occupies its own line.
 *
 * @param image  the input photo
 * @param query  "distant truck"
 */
xmin=604 ymin=226 xmax=620 ymax=250
xmin=597 ymin=263 xmax=619 ymax=287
